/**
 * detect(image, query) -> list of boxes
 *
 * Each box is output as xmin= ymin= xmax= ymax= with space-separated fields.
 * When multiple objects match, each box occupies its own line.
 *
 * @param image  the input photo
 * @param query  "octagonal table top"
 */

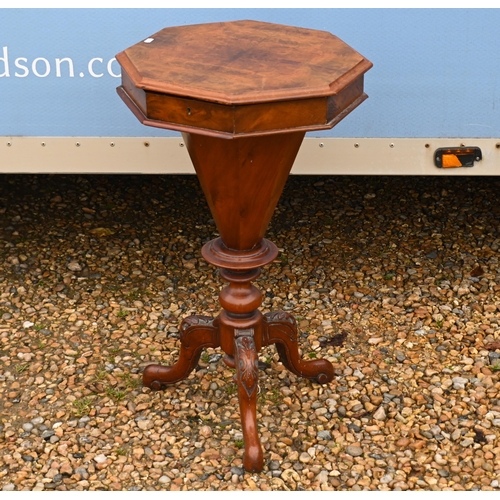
xmin=117 ymin=20 xmax=371 ymax=105
xmin=116 ymin=20 xmax=372 ymax=137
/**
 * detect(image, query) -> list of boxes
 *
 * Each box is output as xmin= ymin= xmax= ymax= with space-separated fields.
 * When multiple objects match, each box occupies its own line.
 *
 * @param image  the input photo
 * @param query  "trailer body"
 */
xmin=1 ymin=9 xmax=499 ymax=175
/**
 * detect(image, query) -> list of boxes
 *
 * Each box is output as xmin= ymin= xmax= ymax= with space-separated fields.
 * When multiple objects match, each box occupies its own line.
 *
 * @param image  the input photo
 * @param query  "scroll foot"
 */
xmin=143 ymin=315 xmax=219 ymax=390
xmin=263 ymin=311 xmax=334 ymax=384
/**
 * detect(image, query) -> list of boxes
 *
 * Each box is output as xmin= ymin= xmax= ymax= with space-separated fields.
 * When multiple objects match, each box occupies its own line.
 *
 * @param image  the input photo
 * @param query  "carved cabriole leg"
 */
xmin=143 ymin=315 xmax=219 ymax=390
xmin=234 ymin=328 xmax=263 ymax=472
xmin=216 ymin=267 xmax=265 ymax=471
xmin=263 ymin=311 xmax=334 ymax=384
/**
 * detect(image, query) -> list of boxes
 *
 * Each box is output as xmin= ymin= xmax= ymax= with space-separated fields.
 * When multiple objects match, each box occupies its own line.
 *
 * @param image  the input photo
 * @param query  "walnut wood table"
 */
xmin=116 ymin=20 xmax=372 ymax=472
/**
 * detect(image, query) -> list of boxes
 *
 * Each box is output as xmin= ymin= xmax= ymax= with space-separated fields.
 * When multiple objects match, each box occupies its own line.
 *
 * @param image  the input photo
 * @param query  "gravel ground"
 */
xmin=0 ymin=173 xmax=500 ymax=491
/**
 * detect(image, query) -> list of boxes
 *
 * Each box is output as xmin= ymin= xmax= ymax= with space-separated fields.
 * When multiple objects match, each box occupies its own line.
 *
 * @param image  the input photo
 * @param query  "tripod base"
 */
xmin=143 ymin=311 xmax=333 ymax=472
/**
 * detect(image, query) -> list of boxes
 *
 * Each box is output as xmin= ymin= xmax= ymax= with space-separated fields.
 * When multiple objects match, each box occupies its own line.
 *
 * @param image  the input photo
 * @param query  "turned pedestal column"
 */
xmin=116 ymin=20 xmax=372 ymax=472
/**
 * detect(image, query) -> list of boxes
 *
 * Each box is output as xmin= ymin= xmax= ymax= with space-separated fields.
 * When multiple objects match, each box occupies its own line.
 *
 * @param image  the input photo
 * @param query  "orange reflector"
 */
xmin=434 ymin=147 xmax=482 ymax=169
xmin=442 ymin=154 xmax=462 ymax=168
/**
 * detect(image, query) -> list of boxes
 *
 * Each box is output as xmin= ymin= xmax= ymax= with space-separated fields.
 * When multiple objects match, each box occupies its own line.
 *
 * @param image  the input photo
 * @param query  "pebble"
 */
xmin=137 ymin=419 xmax=153 ymax=430
xmin=74 ymin=467 xmax=88 ymax=478
xmin=94 ymin=454 xmax=107 ymax=464
xmin=373 ymin=406 xmax=387 ymax=421
xmin=317 ymin=430 xmax=332 ymax=440
xmin=452 ymin=377 xmax=469 ymax=390
xmin=41 ymin=430 xmax=55 ymax=441
xmin=199 ymin=425 xmax=212 ymax=438
xmin=395 ymin=351 xmax=406 ymax=363
xmin=1 ymin=174 xmax=499 ymax=492
xmin=460 ymin=438 xmax=474 ymax=447
xmin=434 ymin=453 xmax=447 ymax=465
xmin=345 ymin=446 xmax=363 ymax=457
xmin=230 ymin=467 xmax=244 ymax=476
xmin=67 ymin=261 xmax=82 ymax=271
xmin=316 ymin=470 xmax=329 ymax=485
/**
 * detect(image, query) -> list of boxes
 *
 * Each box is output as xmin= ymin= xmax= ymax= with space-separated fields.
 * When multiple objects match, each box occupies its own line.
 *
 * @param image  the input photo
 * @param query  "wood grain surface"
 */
xmin=116 ymin=20 xmax=372 ymax=105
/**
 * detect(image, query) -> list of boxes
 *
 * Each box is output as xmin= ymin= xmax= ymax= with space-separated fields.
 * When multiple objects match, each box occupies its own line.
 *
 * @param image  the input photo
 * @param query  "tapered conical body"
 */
xmin=183 ymin=131 xmax=305 ymax=252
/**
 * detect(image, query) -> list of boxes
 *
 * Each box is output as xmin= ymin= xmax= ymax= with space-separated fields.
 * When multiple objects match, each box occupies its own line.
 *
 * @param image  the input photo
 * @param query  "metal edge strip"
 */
xmin=1 ymin=137 xmax=499 ymax=175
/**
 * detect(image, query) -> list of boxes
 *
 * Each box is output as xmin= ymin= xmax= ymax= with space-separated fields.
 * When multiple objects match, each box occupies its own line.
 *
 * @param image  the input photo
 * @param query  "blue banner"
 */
xmin=1 ymin=9 xmax=499 ymax=137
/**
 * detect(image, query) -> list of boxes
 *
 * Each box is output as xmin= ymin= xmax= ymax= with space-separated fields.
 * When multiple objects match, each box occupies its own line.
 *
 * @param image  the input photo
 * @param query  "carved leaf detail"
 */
xmin=236 ymin=335 xmax=258 ymax=398
xmin=179 ymin=315 xmax=217 ymax=348
xmin=182 ymin=315 xmax=214 ymax=329
xmin=265 ymin=311 xmax=295 ymax=325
